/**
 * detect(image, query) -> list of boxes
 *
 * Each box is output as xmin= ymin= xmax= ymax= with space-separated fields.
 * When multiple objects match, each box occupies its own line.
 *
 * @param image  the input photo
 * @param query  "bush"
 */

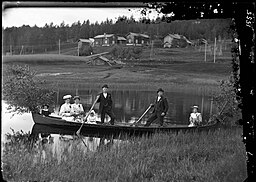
xmin=79 ymin=45 xmax=93 ymax=56
xmin=213 ymin=79 xmax=242 ymax=125
xmin=110 ymin=45 xmax=143 ymax=60
xmin=2 ymin=64 xmax=55 ymax=113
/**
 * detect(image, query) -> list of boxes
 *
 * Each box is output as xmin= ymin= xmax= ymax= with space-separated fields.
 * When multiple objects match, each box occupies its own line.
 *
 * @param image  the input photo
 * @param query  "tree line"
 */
xmin=3 ymin=16 xmax=232 ymax=54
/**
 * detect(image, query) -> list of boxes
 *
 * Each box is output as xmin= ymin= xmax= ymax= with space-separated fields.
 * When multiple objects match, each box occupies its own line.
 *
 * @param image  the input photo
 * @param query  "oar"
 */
xmin=130 ymin=104 xmax=152 ymax=126
xmin=76 ymin=96 xmax=99 ymax=136
xmin=209 ymin=100 xmax=229 ymax=123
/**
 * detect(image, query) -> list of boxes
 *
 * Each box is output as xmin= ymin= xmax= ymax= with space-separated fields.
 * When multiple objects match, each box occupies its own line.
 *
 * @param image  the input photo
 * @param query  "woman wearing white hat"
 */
xmin=188 ymin=105 xmax=202 ymax=127
xmin=59 ymin=95 xmax=72 ymax=117
xmin=71 ymin=96 xmax=84 ymax=122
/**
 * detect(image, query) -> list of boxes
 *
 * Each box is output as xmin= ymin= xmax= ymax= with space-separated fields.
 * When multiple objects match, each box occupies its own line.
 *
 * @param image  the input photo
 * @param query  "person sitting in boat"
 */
xmin=188 ymin=105 xmax=202 ymax=127
xmin=59 ymin=95 xmax=73 ymax=120
xmin=86 ymin=110 xmax=97 ymax=124
xmin=71 ymin=96 xmax=84 ymax=122
xmin=40 ymin=104 xmax=51 ymax=117
xmin=144 ymin=88 xmax=169 ymax=127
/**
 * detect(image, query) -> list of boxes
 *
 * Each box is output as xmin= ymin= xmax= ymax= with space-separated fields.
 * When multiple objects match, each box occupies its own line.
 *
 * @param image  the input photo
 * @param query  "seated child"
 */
xmin=40 ymin=104 xmax=51 ymax=117
xmin=86 ymin=110 xmax=97 ymax=124
xmin=188 ymin=105 xmax=202 ymax=127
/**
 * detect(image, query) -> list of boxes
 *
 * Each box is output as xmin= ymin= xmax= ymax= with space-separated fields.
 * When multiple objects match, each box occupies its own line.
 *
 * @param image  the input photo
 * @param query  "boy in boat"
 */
xmin=40 ymin=104 xmax=51 ymax=117
xmin=59 ymin=95 xmax=73 ymax=121
xmin=96 ymin=84 xmax=115 ymax=125
xmin=144 ymin=88 xmax=169 ymax=127
xmin=188 ymin=105 xmax=202 ymax=127
xmin=71 ymin=96 xmax=85 ymax=122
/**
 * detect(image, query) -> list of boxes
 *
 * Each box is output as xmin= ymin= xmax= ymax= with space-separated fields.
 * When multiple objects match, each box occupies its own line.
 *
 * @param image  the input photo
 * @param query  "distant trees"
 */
xmin=2 ymin=16 xmax=232 ymax=55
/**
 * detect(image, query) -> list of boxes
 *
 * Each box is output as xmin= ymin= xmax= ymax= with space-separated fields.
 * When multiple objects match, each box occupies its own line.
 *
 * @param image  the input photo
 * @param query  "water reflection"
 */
xmin=27 ymin=130 xmax=126 ymax=164
xmin=32 ymin=133 xmax=119 ymax=153
xmin=52 ymin=88 xmax=216 ymax=125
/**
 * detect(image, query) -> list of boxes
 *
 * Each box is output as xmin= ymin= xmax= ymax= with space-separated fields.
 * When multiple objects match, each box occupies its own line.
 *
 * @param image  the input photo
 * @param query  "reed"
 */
xmin=2 ymin=127 xmax=247 ymax=182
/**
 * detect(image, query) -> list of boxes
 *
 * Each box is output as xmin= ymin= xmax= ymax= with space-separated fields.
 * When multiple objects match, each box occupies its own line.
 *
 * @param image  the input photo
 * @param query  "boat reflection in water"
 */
xmin=30 ymin=124 xmax=127 ymax=156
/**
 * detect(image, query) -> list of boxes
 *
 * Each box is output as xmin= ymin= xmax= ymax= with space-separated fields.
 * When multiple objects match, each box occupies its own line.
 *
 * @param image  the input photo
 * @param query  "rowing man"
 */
xmin=144 ymin=88 xmax=169 ymax=127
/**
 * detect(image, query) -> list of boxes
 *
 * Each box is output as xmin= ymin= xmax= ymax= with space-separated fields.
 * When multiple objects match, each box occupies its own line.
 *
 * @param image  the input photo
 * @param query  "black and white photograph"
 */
xmin=2 ymin=1 xmax=255 ymax=181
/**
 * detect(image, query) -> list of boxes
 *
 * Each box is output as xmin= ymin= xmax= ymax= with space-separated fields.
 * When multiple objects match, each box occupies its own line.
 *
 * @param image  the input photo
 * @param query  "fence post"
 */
xmin=214 ymin=37 xmax=217 ymax=63
xmin=204 ymin=42 xmax=207 ymax=62
xmin=20 ymin=45 xmax=24 ymax=55
xmin=59 ymin=39 xmax=60 ymax=55
xmin=77 ymin=44 xmax=79 ymax=56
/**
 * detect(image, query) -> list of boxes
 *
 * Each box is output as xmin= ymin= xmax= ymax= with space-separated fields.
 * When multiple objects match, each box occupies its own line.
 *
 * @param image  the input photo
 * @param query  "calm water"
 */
xmin=53 ymin=88 xmax=215 ymax=123
xmin=2 ymin=88 xmax=216 ymax=139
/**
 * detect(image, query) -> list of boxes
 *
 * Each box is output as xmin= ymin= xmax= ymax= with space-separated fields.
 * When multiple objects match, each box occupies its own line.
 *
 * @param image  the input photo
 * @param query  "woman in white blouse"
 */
xmin=71 ymin=96 xmax=84 ymax=122
xmin=59 ymin=95 xmax=72 ymax=117
xmin=188 ymin=105 xmax=202 ymax=127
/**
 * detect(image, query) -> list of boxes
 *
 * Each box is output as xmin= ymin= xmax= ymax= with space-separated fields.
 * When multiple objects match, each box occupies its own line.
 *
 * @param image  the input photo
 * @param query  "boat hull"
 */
xmin=31 ymin=113 xmax=220 ymax=138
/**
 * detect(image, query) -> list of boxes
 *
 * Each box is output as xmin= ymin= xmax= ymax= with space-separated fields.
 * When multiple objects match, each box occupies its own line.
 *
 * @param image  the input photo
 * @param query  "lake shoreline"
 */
xmin=3 ymin=53 xmax=231 ymax=96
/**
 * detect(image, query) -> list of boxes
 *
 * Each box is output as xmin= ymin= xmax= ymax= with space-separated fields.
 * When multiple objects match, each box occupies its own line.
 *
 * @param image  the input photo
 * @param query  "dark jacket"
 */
xmin=97 ymin=93 xmax=113 ymax=113
xmin=152 ymin=96 xmax=169 ymax=114
xmin=41 ymin=110 xmax=51 ymax=116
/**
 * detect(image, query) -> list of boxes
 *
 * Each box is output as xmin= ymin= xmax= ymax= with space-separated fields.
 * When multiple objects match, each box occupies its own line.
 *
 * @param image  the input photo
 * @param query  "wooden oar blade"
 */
xmin=76 ymin=96 xmax=99 ymax=134
xmin=76 ymin=128 xmax=81 ymax=136
xmin=130 ymin=105 xmax=152 ymax=126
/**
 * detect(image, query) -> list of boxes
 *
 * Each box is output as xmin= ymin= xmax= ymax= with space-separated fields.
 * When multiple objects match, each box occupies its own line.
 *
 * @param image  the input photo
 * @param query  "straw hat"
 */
xmin=73 ymin=96 xmax=80 ymax=100
xmin=192 ymin=105 xmax=199 ymax=109
xmin=90 ymin=110 xmax=96 ymax=115
xmin=157 ymin=88 xmax=164 ymax=93
xmin=102 ymin=84 xmax=109 ymax=88
xmin=63 ymin=95 xmax=72 ymax=100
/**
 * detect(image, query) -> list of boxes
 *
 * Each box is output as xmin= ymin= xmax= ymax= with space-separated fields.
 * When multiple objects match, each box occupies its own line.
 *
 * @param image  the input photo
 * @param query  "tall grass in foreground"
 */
xmin=2 ymin=128 xmax=246 ymax=182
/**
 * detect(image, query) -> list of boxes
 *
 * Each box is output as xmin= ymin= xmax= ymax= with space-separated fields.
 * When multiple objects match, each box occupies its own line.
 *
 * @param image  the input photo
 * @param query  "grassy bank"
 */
xmin=2 ymin=127 xmax=247 ymax=182
xmin=2 ymin=50 xmax=231 ymax=94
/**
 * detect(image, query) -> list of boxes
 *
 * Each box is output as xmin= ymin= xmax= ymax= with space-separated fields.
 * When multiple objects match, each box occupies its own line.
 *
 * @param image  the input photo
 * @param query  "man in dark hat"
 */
xmin=96 ymin=84 xmax=115 ymax=125
xmin=144 ymin=88 xmax=169 ymax=127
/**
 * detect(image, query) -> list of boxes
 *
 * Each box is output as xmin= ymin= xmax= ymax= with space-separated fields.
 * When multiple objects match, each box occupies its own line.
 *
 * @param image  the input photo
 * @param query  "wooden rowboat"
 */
xmin=31 ymin=113 xmax=220 ymax=138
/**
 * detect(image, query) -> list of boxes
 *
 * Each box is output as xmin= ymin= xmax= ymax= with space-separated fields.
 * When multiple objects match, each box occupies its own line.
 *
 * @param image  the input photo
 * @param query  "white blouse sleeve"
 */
xmin=59 ymin=104 xmax=65 ymax=116
xmin=80 ymin=104 xmax=84 ymax=112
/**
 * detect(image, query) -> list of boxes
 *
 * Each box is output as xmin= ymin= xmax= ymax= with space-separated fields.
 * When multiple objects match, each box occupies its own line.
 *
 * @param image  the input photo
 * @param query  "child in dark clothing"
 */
xmin=40 ymin=104 xmax=51 ymax=117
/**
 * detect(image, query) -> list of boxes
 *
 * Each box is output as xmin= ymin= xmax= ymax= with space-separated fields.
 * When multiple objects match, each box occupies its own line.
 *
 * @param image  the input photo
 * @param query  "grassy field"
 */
xmin=2 ymin=46 xmax=232 ymax=94
xmin=2 ymin=127 xmax=247 ymax=182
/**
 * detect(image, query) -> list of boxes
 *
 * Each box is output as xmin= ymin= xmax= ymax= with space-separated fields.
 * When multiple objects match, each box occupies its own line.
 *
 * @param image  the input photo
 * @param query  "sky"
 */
xmin=2 ymin=7 xmax=163 ymax=28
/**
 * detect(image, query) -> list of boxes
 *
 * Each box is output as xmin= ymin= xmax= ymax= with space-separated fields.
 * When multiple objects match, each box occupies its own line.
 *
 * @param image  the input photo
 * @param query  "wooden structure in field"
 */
xmin=82 ymin=52 xmax=125 ymax=66
xmin=163 ymin=34 xmax=193 ymax=48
